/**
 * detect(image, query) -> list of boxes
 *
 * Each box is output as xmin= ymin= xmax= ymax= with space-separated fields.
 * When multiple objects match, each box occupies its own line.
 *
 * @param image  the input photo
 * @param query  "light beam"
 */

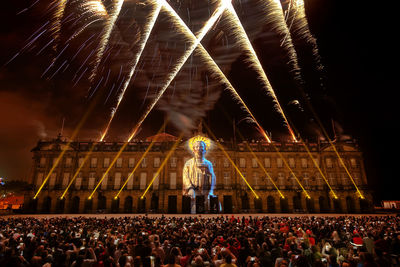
xmin=203 ymin=122 xmax=259 ymax=199
xmin=140 ymin=133 xmax=183 ymax=199
xmin=114 ymin=125 xmax=166 ymax=199
xmin=60 ymin=143 xmax=96 ymax=199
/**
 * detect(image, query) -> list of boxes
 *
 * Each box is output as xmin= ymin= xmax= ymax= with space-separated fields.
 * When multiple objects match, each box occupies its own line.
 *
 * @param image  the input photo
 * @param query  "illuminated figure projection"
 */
xmin=183 ymin=136 xmax=216 ymax=214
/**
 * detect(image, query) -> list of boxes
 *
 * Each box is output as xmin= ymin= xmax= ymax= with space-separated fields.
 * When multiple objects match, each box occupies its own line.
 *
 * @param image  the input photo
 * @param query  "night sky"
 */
xmin=0 ymin=0 xmax=398 ymax=204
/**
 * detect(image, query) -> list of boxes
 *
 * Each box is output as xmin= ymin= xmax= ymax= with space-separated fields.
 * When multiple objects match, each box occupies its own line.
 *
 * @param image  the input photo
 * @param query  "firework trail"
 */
xmin=263 ymin=0 xmax=302 ymax=82
xmin=99 ymin=1 xmax=162 ymax=141
xmin=279 ymin=1 xmax=362 ymax=196
xmin=49 ymin=0 xmax=68 ymax=55
xmin=223 ymin=2 xmax=297 ymax=142
xmin=124 ymin=0 xmax=230 ymax=142
xmin=195 ymin=48 xmax=272 ymax=143
xmin=281 ymin=0 xmax=324 ymax=72
xmin=152 ymin=0 xmax=271 ymax=141
xmin=89 ymin=0 xmax=124 ymax=81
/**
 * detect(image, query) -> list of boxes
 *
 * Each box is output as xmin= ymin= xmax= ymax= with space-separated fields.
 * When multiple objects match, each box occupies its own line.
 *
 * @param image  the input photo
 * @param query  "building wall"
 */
xmin=24 ymin=137 xmax=373 ymax=214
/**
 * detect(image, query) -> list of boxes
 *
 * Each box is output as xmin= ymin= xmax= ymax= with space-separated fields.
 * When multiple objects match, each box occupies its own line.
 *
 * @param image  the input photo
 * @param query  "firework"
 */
xmin=223 ymin=2 xmax=298 ymax=142
xmin=89 ymin=0 xmax=124 ymax=81
xmin=99 ymin=1 xmax=162 ymax=141
xmin=124 ymin=0 xmax=230 ymax=143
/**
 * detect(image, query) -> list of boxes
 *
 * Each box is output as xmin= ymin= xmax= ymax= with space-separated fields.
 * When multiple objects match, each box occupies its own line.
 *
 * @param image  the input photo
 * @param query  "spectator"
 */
xmin=1 ymin=215 xmax=399 ymax=267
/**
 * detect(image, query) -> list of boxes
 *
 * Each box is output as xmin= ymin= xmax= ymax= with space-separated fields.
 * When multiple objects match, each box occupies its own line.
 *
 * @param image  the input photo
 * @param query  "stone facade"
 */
xmin=24 ymin=134 xmax=373 ymax=214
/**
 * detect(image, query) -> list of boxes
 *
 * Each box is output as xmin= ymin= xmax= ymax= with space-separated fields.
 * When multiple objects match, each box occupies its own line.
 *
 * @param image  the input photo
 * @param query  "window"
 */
xmin=39 ymin=157 xmax=46 ymax=167
xmin=153 ymin=172 xmax=159 ymax=189
xmin=170 ymin=172 xmax=177 ymax=189
xmin=301 ymin=158 xmax=307 ymax=168
xmin=278 ymin=172 xmax=285 ymax=186
xmin=313 ymin=157 xmax=319 ymax=167
xmin=101 ymin=172 xmax=108 ymax=189
xmin=223 ymin=172 xmax=230 ymax=188
xmin=140 ymin=172 xmax=147 ymax=190
xmin=89 ymin=172 xmax=96 ymax=189
xmin=265 ymin=176 xmax=272 ymax=186
xmin=315 ymin=172 xmax=323 ymax=186
xmin=141 ymin=158 xmax=147 ymax=168
xmin=49 ymin=173 xmax=57 ymax=189
xmin=127 ymin=174 xmax=133 ymax=190
xmin=36 ymin=172 xmax=44 ymax=186
xmin=239 ymin=158 xmax=246 ymax=168
xmin=340 ymin=173 xmax=348 ymax=185
xmin=223 ymin=158 xmax=229 ymax=168
xmin=328 ymin=173 xmax=335 ymax=185
xmin=326 ymin=158 xmax=333 ymax=168
xmin=129 ymin=158 xmax=135 ymax=168
xmin=277 ymin=158 xmax=283 ymax=168
xmin=170 ymin=157 xmax=177 ymax=168
xmin=252 ymin=158 xmax=258 ymax=168
xmin=264 ymin=158 xmax=271 ymax=168
xmin=253 ymin=172 xmax=259 ymax=186
xmin=154 ymin=157 xmax=160 ymax=168
xmin=240 ymin=172 xmax=246 ymax=186
xmin=62 ymin=173 xmax=70 ymax=188
xmin=116 ymin=157 xmax=122 ymax=168
xmin=289 ymin=158 xmax=295 ymax=168
xmin=90 ymin=158 xmax=97 ymax=168
xmin=114 ymin=172 xmax=121 ymax=189
xmin=65 ymin=157 xmax=72 ymax=167
xmin=291 ymin=175 xmax=298 ymax=188
xmin=354 ymin=173 xmax=361 ymax=185
xmin=350 ymin=158 xmax=358 ymax=168
xmin=303 ymin=177 xmax=309 ymax=187
xmin=103 ymin=158 xmax=110 ymax=168
xmin=75 ymin=172 xmax=82 ymax=189
xmin=78 ymin=157 xmax=85 ymax=167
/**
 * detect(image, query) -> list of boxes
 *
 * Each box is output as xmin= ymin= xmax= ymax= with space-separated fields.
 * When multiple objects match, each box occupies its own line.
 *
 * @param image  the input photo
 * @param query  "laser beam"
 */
xmin=60 ymin=143 xmax=96 ymax=199
xmin=140 ymin=133 xmax=183 ymax=199
xmin=114 ymin=124 xmax=166 ymax=199
xmin=220 ymin=109 xmax=284 ymax=198
xmin=33 ymin=102 xmax=96 ymax=199
xmin=88 ymin=142 xmax=128 ymax=200
xmin=203 ymin=122 xmax=259 ymax=199
xmin=272 ymin=143 xmax=310 ymax=199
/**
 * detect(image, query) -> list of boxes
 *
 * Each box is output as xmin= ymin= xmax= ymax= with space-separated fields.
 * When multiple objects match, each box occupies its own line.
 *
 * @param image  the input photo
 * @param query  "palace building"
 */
xmin=24 ymin=133 xmax=373 ymax=214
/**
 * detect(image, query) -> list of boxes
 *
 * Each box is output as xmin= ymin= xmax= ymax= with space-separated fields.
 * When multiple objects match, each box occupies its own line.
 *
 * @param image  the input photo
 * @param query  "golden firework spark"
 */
xmin=223 ymin=2 xmax=298 ymax=142
xmin=89 ymin=0 xmax=124 ymax=81
xmin=99 ymin=1 xmax=162 ymax=141
xmin=124 ymin=0 xmax=230 ymax=143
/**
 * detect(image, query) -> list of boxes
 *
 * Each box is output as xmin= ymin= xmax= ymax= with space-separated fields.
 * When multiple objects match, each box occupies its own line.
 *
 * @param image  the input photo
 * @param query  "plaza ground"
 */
xmin=1 ymin=212 xmax=396 ymax=219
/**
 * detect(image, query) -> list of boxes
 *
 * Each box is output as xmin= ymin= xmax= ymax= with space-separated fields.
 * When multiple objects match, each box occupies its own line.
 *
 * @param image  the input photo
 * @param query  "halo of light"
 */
xmin=188 ymin=135 xmax=211 ymax=152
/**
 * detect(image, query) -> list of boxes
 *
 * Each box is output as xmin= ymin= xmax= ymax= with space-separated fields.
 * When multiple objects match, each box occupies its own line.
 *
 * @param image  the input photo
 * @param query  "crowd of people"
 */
xmin=0 ymin=215 xmax=399 ymax=267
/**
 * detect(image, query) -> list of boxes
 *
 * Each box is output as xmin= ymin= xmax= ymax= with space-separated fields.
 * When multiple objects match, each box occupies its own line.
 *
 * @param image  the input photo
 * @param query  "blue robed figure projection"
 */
xmin=183 ymin=136 xmax=216 ymax=214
